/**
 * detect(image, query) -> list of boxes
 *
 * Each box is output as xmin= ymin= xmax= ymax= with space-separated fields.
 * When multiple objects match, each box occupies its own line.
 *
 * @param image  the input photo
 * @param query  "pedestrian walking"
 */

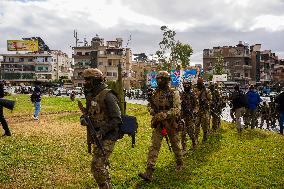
xmin=230 ymin=84 xmax=248 ymax=132
xmin=31 ymin=81 xmax=41 ymax=120
xmin=245 ymin=85 xmax=262 ymax=129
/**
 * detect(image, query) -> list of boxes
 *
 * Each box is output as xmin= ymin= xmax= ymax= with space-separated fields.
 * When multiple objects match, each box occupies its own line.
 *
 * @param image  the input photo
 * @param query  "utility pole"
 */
xmin=73 ymin=30 xmax=79 ymax=47
xmin=117 ymin=61 xmax=125 ymax=115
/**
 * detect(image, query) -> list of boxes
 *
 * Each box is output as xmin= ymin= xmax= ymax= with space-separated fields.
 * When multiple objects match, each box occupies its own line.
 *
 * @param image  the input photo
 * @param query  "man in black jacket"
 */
xmin=275 ymin=89 xmax=284 ymax=135
xmin=230 ymin=84 xmax=247 ymax=132
xmin=0 ymin=82 xmax=11 ymax=136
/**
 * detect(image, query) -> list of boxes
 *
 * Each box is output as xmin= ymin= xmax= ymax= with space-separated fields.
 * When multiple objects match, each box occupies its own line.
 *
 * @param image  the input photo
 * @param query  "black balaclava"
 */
xmin=157 ymin=77 xmax=169 ymax=91
xmin=84 ymin=77 xmax=105 ymax=94
xmin=209 ymin=84 xmax=214 ymax=92
xmin=197 ymin=82 xmax=204 ymax=90
xmin=183 ymin=83 xmax=192 ymax=93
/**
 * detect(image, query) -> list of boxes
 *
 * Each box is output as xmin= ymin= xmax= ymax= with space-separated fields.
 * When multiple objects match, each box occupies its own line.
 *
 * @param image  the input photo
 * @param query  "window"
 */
xmin=113 ymin=72 xmax=117 ymax=77
xmin=77 ymin=52 xmax=82 ymax=55
xmin=108 ymin=61 xmax=112 ymax=66
xmin=28 ymin=58 xmax=33 ymax=62
xmin=100 ymin=51 xmax=105 ymax=55
xmin=106 ymin=72 xmax=112 ymax=76
xmin=234 ymin=73 xmax=240 ymax=77
xmin=19 ymin=58 xmax=24 ymax=62
xmin=245 ymin=73 xmax=248 ymax=77
xmin=99 ymin=62 xmax=103 ymax=65
xmin=9 ymin=58 xmax=14 ymax=62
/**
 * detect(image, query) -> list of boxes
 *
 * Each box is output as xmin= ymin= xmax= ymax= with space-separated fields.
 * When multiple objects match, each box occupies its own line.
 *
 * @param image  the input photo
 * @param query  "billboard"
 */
xmin=7 ymin=40 xmax=39 ymax=51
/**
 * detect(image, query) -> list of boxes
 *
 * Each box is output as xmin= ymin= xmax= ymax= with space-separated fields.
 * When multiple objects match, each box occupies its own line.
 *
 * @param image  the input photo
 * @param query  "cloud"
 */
xmin=0 ymin=0 xmax=284 ymax=65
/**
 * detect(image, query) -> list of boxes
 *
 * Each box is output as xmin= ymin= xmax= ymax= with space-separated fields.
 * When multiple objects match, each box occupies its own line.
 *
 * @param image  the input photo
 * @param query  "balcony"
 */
xmin=243 ymin=65 xmax=252 ymax=69
xmin=72 ymin=54 xmax=91 ymax=59
xmin=74 ymin=62 xmax=92 ymax=68
xmin=1 ymin=72 xmax=35 ymax=80
xmin=106 ymin=54 xmax=123 ymax=59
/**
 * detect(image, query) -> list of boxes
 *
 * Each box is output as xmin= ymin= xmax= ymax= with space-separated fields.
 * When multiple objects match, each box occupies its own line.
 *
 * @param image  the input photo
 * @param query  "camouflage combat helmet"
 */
xmin=156 ymin=71 xmax=170 ymax=79
xmin=82 ymin=68 xmax=103 ymax=79
xmin=197 ymin=77 xmax=204 ymax=84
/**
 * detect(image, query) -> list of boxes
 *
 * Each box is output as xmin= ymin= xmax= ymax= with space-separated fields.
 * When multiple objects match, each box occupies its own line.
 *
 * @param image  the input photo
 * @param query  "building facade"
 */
xmin=203 ymin=41 xmax=283 ymax=85
xmin=0 ymin=51 xmax=72 ymax=84
xmin=72 ymin=36 xmax=132 ymax=89
xmin=203 ymin=41 xmax=252 ymax=85
xmin=51 ymin=50 xmax=73 ymax=80
xmin=273 ymin=59 xmax=284 ymax=83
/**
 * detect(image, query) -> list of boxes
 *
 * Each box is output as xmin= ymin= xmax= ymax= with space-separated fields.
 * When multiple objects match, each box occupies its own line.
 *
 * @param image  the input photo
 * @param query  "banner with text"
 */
xmin=7 ymin=40 xmax=39 ymax=51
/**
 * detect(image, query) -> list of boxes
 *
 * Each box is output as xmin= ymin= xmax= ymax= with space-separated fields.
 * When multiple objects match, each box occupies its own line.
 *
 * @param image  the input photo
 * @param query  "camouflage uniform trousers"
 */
xmin=269 ymin=113 xmax=278 ymax=128
xmin=146 ymin=123 xmax=183 ymax=169
xmin=235 ymin=107 xmax=246 ymax=131
xmin=181 ymin=116 xmax=197 ymax=151
xmin=245 ymin=109 xmax=258 ymax=129
xmin=211 ymin=113 xmax=221 ymax=131
xmin=195 ymin=111 xmax=210 ymax=142
xmin=91 ymin=139 xmax=116 ymax=189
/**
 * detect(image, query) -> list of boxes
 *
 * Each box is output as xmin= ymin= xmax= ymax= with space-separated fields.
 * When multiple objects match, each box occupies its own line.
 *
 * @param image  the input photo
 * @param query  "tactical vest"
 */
xmin=85 ymin=89 xmax=113 ymax=151
xmin=181 ymin=91 xmax=196 ymax=115
xmin=198 ymin=88 xmax=210 ymax=111
xmin=151 ymin=88 xmax=174 ymax=113
xmin=86 ymin=89 xmax=113 ymax=126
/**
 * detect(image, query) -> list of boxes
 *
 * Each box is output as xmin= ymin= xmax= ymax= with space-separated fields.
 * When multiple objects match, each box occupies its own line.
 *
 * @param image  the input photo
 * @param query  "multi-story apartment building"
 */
xmin=51 ymin=50 xmax=73 ymax=80
xmin=72 ymin=36 xmax=132 ymax=89
xmin=273 ymin=59 xmax=284 ymax=83
xmin=203 ymin=41 xmax=252 ymax=85
xmin=0 ymin=51 xmax=72 ymax=84
xmin=0 ymin=52 xmax=53 ymax=83
xmin=259 ymin=50 xmax=278 ymax=82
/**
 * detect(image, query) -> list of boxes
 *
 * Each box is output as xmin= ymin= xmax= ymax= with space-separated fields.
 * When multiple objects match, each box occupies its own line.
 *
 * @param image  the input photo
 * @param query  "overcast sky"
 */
xmin=1 ymin=0 xmax=284 ymax=65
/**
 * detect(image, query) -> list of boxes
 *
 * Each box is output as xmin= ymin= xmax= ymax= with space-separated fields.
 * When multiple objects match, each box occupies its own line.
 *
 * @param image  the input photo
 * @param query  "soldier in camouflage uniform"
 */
xmin=180 ymin=80 xmax=199 ymax=153
xmin=195 ymin=78 xmax=212 ymax=142
xmin=138 ymin=71 xmax=183 ymax=181
xmin=209 ymin=83 xmax=224 ymax=131
xmin=79 ymin=68 xmax=122 ymax=189
xmin=260 ymin=101 xmax=270 ymax=129
xmin=269 ymin=101 xmax=278 ymax=128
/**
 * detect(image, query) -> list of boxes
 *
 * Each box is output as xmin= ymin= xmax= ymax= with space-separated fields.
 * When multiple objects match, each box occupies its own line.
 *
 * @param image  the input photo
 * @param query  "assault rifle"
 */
xmin=82 ymin=115 xmax=106 ymax=157
xmin=161 ymin=123 xmax=172 ymax=152
xmin=78 ymin=100 xmax=106 ymax=156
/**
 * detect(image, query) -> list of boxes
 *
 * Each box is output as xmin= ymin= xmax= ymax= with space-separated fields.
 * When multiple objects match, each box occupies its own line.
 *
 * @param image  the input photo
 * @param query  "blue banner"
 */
xmin=183 ymin=69 xmax=197 ymax=81
xmin=149 ymin=71 xmax=157 ymax=88
xmin=170 ymin=70 xmax=181 ymax=87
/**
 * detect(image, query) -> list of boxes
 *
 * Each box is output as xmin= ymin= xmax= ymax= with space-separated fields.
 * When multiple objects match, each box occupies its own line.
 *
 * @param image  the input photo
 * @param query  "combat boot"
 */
xmin=138 ymin=167 xmax=154 ymax=181
xmin=191 ymin=140 xmax=197 ymax=150
xmin=175 ymin=160 xmax=184 ymax=172
xmin=98 ymin=182 xmax=112 ymax=189
xmin=202 ymin=133 xmax=207 ymax=142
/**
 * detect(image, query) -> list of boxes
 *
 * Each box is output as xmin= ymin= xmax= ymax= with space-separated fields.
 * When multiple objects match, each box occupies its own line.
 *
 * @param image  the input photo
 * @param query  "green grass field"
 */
xmin=0 ymin=94 xmax=284 ymax=188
